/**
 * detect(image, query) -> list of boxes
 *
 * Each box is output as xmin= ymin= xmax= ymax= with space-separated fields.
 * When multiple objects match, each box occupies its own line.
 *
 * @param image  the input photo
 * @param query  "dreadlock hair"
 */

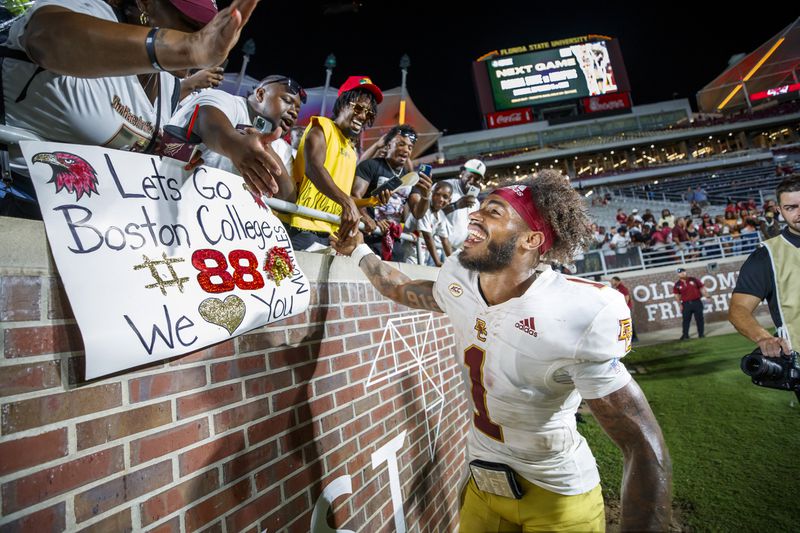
xmin=776 ymin=173 xmax=800 ymax=204
xmin=332 ymin=88 xmax=378 ymax=127
xmin=519 ymin=169 xmax=593 ymax=265
xmin=384 ymin=124 xmax=417 ymax=144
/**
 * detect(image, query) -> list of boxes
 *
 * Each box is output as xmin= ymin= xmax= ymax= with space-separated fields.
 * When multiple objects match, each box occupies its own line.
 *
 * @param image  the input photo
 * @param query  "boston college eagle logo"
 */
xmin=32 ymin=151 xmax=99 ymax=201
xmin=474 ymin=318 xmax=488 ymax=342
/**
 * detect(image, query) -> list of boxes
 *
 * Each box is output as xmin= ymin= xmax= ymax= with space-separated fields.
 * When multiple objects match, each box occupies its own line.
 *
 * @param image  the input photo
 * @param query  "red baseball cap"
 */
xmin=168 ymin=0 xmax=218 ymax=25
xmin=338 ymin=76 xmax=383 ymax=104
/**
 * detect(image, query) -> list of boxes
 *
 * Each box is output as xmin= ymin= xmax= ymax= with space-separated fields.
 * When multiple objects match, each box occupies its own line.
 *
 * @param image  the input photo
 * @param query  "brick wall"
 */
xmin=0 ymin=218 xmax=469 ymax=532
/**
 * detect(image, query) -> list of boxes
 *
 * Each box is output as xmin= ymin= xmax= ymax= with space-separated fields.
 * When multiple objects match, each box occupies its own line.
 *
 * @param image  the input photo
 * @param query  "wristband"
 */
xmin=145 ymin=27 xmax=166 ymax=72
xmin=351 ymin=243 xmax=376 ymax=266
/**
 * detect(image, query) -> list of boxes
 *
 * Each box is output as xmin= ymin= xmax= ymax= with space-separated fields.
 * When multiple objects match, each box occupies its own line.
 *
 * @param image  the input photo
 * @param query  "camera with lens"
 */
xmin=740 ymin=348 xmax=800 ymax=397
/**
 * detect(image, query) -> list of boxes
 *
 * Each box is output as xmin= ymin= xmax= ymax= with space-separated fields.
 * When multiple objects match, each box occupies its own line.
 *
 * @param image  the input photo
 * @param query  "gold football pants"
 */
xmin=459 ymin=475 xmax=605 ymax=532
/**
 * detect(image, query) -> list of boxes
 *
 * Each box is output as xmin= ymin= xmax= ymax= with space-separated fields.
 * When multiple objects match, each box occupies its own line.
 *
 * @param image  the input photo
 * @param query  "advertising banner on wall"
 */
xmin=619 ymin=261 xmax=768 ymax=334
xmin=22 ymin=142 xmax=310 ymax=379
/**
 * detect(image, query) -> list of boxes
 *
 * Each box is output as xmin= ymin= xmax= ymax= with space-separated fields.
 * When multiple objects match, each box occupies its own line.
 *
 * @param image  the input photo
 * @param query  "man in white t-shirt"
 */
xmin=440 ymin=158 xmax=486 ymax=249
xmin=168 ymin=75 xmax=304 ymax=201
xmin=610 ymin=227 xmax=632 ymax=267
xmin=332 ymin=170 xmax=671 ymax=532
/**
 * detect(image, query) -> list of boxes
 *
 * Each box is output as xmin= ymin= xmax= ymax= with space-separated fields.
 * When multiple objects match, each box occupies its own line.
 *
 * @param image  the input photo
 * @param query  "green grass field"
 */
xmin=579 ymin=333 xmax=800 ymax=532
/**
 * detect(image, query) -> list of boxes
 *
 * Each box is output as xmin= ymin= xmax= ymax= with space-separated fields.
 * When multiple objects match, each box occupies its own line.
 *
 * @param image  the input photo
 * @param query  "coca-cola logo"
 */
xmin=497 ymin=112 xmax=523 ymax=124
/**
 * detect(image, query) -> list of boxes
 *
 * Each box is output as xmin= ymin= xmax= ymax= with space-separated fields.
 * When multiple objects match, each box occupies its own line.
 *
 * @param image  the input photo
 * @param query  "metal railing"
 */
xmin=574 ymin=232 xmax=765 ymax=277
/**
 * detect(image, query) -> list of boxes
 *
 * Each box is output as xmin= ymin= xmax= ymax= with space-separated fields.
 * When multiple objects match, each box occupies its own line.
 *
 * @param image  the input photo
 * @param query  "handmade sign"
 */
xmin=21 ymin=142 xmax=309 ymax=379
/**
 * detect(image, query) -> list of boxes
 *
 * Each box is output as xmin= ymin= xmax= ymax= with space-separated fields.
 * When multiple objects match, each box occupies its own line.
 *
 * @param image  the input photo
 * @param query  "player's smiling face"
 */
xmin=459 ymin=195 xmax=523 ymax=272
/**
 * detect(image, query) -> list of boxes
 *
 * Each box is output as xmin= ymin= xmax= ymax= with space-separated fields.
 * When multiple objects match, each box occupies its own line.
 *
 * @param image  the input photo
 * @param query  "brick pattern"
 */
xmin=0 ymin=277 xmax=468 ymax=532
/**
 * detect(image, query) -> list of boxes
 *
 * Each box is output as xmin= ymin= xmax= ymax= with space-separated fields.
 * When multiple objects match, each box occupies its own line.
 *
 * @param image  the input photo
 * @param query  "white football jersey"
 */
xmin=432 ymin=254 xmax=633 ymax=495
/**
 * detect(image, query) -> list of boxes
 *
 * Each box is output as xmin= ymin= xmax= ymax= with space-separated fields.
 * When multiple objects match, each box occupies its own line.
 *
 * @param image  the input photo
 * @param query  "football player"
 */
xmin=331 ymin=169 xmax=671 ymax=532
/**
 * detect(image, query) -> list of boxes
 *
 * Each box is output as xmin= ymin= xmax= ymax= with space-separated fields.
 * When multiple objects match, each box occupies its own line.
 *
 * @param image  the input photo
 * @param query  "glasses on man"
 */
xmin=348 ymin=101 xmax=376 ymax=122
xmin=262 ymin=76 xmax=307 ymax=104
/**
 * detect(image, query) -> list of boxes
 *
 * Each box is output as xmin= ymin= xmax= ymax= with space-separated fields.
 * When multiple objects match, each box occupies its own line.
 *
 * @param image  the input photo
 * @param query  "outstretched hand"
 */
xmin=190 ymin=0 xmax=260 ymax=69
xmin=233 ymin=126 xmax=284 ymax=197
xmin=330 ymin=229 xmax=364 ymax=256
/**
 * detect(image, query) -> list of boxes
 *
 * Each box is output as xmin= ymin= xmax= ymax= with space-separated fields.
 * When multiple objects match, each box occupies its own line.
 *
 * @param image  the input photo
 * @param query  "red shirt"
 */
xmin=615 ymin=283 xmax=632 ymax=309
xmin=673 ymin=277 xmax=704 ymax=302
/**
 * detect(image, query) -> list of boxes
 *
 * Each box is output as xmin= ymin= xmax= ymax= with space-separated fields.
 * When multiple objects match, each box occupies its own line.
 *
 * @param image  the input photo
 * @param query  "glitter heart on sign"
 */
xmin=198 ymin=295 xmax=246 ymax=335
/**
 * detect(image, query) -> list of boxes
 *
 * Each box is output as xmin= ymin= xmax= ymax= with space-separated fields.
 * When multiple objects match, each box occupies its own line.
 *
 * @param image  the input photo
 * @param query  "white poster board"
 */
xmin=21 ymin=142 xmax=310 ymax=379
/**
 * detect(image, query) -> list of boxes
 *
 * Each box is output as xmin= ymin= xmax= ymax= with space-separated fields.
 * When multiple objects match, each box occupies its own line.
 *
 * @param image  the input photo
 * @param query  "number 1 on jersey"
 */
xmin=464 ymin=345 xmax=504 ymax=442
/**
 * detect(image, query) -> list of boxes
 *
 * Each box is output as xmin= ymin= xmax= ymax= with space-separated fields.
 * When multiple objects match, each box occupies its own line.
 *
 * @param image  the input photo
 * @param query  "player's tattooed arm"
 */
xmin=360 ymin=255 xmax=443 ymax=312
xmin=586 ymin=380 xmax=672 ymax=532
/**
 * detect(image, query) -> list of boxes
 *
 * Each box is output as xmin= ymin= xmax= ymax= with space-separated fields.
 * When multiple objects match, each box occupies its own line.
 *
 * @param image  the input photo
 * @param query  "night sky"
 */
xmin=229 ymin=1 xmax=794 ymax=134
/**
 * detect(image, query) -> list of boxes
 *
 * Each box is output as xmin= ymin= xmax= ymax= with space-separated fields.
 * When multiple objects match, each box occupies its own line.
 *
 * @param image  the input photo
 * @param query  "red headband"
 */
xmin=492 ymin=186 xmax=555 ymax=254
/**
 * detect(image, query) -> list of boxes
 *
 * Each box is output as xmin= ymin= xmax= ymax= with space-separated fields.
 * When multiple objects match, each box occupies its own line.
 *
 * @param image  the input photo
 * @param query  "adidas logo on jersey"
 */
xmin=515 ymin=317 xmax=538 ymax=337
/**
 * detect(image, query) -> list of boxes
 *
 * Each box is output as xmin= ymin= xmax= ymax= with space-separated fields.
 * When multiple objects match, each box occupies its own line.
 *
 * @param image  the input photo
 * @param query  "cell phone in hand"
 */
xmin=418 ymin=163 xmax=432 ymax=176
xmin=235 ymin=116 xmax=272 ymax=134
xmin=371 ymin=177 xmax=403 ymax=197
xmin=466 ymin=185 xmax=480 ymax=197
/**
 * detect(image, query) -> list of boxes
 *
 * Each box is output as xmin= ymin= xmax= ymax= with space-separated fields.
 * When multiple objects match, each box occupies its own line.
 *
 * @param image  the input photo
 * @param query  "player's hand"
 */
xmin=336 ymin=196 xmax=361 ymax=240
xmin=757 ymin=336 xmax=791 ymax=358
xmin=416 ymin=171 xmax=432 ymax=196
xmin=330 ymin=227 xmax=364 ymax=256
xmin=456 ymin=195 xmax=477 ymax=209
xmin=231 ymin=126 xmax=283 ymax=197
xmin=187 ymin=0 xmax=260 ymax=69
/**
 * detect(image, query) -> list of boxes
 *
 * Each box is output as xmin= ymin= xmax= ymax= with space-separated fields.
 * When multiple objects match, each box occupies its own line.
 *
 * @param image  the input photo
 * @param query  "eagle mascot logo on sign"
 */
xmin=32 ymin=151 xmax=99 ymax=200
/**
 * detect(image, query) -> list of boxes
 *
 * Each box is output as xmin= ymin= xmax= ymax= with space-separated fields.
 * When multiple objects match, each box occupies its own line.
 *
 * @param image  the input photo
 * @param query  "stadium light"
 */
xmin=399 ymin=54 xmax=410 ymax=124
xmin=320 ymin=53 xmax=337 ymax=118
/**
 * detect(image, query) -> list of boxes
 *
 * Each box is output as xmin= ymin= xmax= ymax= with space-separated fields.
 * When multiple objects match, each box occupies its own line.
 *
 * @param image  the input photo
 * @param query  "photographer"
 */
xmin=729 ymin=175 xmax=800 ymax=357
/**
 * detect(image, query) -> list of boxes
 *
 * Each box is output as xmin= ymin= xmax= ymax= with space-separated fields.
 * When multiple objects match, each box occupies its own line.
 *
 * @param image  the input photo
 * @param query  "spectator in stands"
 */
xmin=167 ymin=75 xmax=305 ymax=200
xmin=288 ymin=76 xmax=382 ymax=250
xmin=615 ymin=208 xmax=628 ymax=226
xmin=440 ymin=159 xmax=486 ymax=249
xmin=352 ymin=125 xmax=432 ymax=260
xmin=642 ymin=209 xmax=656 ymax=225
xmin=611 ymin=227 xmax=632 ymax=268
xmin=671 ymin=217 xmax=690 ymax=249
xmin=739 ymin=218 xmax=761 ymax=253
xmin=2 ymin=0 xmax=252 ymax=216
xmin=630 ymin=208 xmax=643 ymax=224
xmin=694 ymin=186 xmax=709 ymax=207
xmin=601 ymin=226 xmax=616 ymax=269
xmin=689 ymin=202 xmax=702 ymax=218
xmin=403 ymin=182 xmax=453 ymax=266
xmin=759 ymin=210 xmax=781 ymax=240
xmin=699 ymin=214 xmax=722 ymax=258
xmin=659 ymin=209 xmax=675 ymax=228
xmin=673 ymin=268 xmax=709 ymax=340
xmin=611 ymin=276 xmax=638 ymax=342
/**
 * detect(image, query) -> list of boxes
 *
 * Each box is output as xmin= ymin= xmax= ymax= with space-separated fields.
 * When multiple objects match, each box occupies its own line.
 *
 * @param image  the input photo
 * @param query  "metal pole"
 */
xmin=320 ymin=54 xmax=337 ymax=119
xmin=320 ymin=68 xmax=333 ymax=118
xmin=234 ymin=54 xmax=250 ymax=96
